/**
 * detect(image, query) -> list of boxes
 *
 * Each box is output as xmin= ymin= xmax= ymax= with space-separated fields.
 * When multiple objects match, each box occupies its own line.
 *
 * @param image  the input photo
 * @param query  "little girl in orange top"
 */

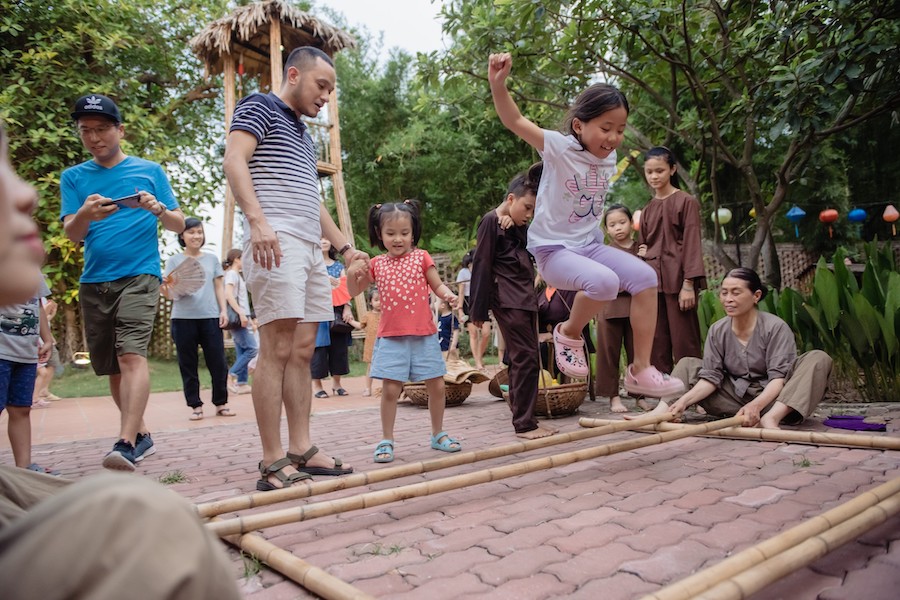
xmin=347 ymin=200 xmax=462 ymax=463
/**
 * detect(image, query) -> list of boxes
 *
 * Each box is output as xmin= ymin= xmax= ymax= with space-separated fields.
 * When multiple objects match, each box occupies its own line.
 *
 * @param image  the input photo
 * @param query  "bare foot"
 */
xmin=624 ymin=399 xmax=670 ymax=420
xmin=516 ymin=424 xmax=557 ymax=439
xmin=610 ymin=396 xmax=628 ymax=413
xmin=636 ymin=398 xmax=654 ymax=411
xmin=537 ymin=421 xmax=559 ymax=434
xmin=758 ymin=414 xmax=781 ymax=430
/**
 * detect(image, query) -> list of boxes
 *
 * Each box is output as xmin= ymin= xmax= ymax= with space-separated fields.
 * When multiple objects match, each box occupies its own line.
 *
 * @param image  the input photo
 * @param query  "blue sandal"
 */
xmin=430 ymin=431 xmax=461 ymax=453
xmin=373 ymin=439 xmax=394 ymax=463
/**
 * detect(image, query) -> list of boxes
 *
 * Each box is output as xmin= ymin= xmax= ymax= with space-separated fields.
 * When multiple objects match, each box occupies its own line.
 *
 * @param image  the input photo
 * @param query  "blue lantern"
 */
xmin=786 ymin=206 xmax=806 ymax=238
xmin=848 ymin=208 xmax=866 ymax=223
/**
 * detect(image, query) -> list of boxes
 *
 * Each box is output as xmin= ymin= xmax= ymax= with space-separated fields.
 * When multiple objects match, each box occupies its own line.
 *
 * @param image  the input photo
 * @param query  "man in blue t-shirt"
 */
xmin=60 ymin=94 xmax=185 ymax=471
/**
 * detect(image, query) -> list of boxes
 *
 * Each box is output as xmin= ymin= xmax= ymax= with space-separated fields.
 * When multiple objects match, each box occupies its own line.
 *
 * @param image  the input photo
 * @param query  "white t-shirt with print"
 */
xmin=527 ymin=129 xmax=618 ymax=252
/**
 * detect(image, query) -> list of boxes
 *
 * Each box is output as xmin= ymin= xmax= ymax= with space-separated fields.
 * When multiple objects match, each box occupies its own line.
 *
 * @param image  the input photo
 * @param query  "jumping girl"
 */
xmin=488 ymin=52 xmax=683 ymax=398
xmin=346 ymin=201 xmax=462 ymax=463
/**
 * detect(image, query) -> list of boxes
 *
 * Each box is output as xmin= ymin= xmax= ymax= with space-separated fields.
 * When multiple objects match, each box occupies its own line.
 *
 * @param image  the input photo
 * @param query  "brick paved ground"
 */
xmin=3 ymin=383 xmax=899 ymax=599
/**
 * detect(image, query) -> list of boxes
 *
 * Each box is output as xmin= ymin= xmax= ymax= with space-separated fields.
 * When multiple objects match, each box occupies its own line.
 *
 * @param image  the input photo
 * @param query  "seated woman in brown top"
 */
xmin=644 ymin=268 xmax=832 ymax=429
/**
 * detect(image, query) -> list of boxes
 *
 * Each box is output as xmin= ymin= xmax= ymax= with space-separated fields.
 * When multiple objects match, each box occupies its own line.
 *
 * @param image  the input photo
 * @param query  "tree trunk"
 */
xmin=60 ymin=303 xmax=82 ymax=364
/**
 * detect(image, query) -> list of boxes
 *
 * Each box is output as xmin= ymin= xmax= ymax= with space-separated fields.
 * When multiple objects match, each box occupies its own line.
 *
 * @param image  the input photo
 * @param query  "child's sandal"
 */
xmin=552 ymin=323 xmax=589 ymax=378
xmin=430 ymin=431 xmax=461 ymax=453
xmin=373 ymin=439 xmax=394 ymax=463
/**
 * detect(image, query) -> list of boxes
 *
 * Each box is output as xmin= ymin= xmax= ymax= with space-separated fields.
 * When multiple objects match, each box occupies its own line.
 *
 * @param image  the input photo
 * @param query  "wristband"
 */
xmin=338 ymin=243 xmax=353 ymax=255
xmin=154 ymin=206 xmax=166 ymax=218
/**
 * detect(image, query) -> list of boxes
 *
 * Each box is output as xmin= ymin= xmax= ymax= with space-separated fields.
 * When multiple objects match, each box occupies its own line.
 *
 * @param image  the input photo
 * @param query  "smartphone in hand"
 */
xmin=103 ymin=193 xmax=142 ymax=209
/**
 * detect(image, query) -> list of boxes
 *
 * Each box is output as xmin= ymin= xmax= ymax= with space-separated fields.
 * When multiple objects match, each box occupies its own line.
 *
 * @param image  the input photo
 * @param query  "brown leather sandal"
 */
xmin=256 ymin=457 xmax=312 ymax=492
xmin=287 ymin=446 xmax=353 ymax=477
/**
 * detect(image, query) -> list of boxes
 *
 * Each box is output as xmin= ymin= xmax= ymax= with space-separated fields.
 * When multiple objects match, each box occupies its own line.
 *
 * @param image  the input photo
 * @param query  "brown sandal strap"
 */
xmin=259 ymin=457 xmax=298 ymax=483
xmin=286 ymin=446 xmax=318 ymax=466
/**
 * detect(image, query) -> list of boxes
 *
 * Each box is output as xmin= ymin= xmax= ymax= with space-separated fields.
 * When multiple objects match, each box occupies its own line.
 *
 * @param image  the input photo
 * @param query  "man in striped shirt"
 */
xmin=224 ymin=47 xmax=363 ymax=491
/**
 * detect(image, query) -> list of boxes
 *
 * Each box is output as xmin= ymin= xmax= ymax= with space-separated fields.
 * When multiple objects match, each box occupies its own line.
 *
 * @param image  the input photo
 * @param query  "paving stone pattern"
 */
xmin=8 ymin=393 xmax=900 ymax=599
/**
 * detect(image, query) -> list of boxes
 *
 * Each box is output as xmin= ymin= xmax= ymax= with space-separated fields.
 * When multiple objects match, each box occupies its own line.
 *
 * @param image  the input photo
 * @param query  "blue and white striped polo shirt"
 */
xmin=230 ymin=92 xmax=321 ymax=245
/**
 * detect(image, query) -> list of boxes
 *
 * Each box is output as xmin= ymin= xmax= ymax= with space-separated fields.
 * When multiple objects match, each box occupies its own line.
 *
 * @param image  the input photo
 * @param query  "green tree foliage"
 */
xmin=435 ymin=0 xmax=900 ymax=285
xmin=333 ymin=30 xmax=535 ymax=263
xmin=1 ymin=0 xmax=228 ymax=356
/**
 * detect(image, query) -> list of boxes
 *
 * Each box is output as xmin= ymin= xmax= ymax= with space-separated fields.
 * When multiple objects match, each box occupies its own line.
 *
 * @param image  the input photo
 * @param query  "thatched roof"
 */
xmin=190 ymin=0 xmax=355 ymax=78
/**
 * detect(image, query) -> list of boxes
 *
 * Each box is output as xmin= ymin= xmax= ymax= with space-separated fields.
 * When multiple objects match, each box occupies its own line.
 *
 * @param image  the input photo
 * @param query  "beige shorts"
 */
xmin=243 ymin=232 xmax=333 ymax=326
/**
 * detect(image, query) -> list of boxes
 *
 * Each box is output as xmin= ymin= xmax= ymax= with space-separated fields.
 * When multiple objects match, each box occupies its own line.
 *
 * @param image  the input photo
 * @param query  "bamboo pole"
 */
xmin=640 ymin=477 xmax=900 ymax=600
xmin=222 ymin=531 xmax=373 ymax=600
xmin=579 ymin=418 xmax=900 ymax=451
xmin=196 ymin=412 xmax=675 ymax=518
xmin=207 ymin=416 xmax=743 ymax=537
xmin=269 ymin=16 xmax=283 ymax=91
xmin=221 ymin=57 xmax=236 ymax=256
xmin=695 ymin=490 xmax=900 ymax=600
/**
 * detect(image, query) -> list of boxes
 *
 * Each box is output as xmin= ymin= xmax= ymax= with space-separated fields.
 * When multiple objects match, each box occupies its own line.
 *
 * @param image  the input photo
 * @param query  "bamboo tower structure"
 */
xmin=189 ymin=0 xmax=356 ymax=258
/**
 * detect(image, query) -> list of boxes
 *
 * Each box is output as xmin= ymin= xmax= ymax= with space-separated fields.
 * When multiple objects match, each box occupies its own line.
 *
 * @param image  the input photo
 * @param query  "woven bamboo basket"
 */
xmin=403 ymin=381 xmax=472 ymax=407
xmin=504 ymin=381 xmax=587 ymax=418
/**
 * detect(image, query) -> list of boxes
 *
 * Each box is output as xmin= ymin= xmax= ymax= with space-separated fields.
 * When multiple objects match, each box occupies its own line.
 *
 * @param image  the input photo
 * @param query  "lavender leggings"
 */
xmin=533 ymin=242 xmax=657 ymax=301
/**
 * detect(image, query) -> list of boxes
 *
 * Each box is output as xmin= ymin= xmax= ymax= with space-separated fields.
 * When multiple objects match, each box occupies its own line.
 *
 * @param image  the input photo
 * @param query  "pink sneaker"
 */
xmin=623 ymin=364 xmax=685 ymax=397
xmin=552 ymin=323 xmax=589 ymax=378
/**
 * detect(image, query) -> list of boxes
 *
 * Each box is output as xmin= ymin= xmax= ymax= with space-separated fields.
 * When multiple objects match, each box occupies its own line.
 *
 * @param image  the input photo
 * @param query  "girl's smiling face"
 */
xmin=604 ymin=209 xmax=633 ymax=244
xmin=572 ymin=106 xmax=628 ymax=159
xmin=380 ymin=213 xmax=414 ymax=258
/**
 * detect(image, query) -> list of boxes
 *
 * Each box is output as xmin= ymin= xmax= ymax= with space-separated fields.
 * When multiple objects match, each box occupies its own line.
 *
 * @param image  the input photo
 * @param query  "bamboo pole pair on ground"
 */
xmin=640 ymin=477 xmax=900 ymax=600
xmin=579 ymin=417 xmax=900 ymax=451
xmin=206 ymin=415 xmax=744 ymax=537
xmin=196 ymin=412 xmax=678 ymax=518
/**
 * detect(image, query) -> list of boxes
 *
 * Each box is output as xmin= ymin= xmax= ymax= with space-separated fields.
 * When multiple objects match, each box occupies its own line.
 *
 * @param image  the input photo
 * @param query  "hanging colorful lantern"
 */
xmin=884 ymin=204 xmax=899 ymax=236
xmin=786 ymin=206 xmax=806 ymax=238
xmin=633 ymin=209 xmax=641 ymax=232
xmin=819 ymin=209 xmax=839 ymax=238
xmin=847 ymin=208 xmax=867 ymax=223
xmin=711 ymin=207 xmax=733 ymax=241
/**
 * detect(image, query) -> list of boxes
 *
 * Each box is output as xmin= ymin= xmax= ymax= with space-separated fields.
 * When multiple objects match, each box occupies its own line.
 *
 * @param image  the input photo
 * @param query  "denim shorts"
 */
xmin=370 ymin=335 xmax=446 ymax=383
xmin=0 ymin=359 xmax=38 ymax=409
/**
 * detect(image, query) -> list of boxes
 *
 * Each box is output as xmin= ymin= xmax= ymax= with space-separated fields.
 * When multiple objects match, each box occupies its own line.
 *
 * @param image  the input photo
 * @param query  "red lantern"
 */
xmin=884 ymin=204 xmax=899 ymax=236
xmin=819 ymin=208 xmax=838 ymax=238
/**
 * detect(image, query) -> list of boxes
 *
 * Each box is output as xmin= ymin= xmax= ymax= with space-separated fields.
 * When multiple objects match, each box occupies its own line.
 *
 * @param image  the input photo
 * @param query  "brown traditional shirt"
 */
xmin=638 ymin=190 xmax=706 ymax=294
xmin=699 ymin=311 xmax=797 ymax=398
xmin=470 ymin=210 xmax=536 ymax=323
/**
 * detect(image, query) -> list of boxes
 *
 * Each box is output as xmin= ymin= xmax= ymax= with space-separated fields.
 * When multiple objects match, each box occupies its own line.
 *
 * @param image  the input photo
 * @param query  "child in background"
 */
xmin=457 ymin=250 xmax=491 ymax=370
xmin=471 ymin=163 xmax=558 ymax=439
xmin=347 ymin=200 xmax=462 ymax=463
xmin=637 ymin=146 xmax=705 ymax=372
xmin=595 ymin=204 xmax=650 ymax=412
xmin=359 ymin=288 xmax=381 ymax=397
xmin=0 ymin=278 xmax=58 ymax=474
xmin=488 ymin=52 xmax=683 ymax=399
xmin=437 ymin=298 xmax=460 ymax=355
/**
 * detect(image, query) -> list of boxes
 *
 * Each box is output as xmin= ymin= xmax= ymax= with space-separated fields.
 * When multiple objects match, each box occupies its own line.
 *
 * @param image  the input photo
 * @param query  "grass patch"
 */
xmin=158 ymin=470 xmax=188 ymax=485
xmin=793 ymin=456 xmax=815 ymax=468
xmin=241 ymin=552 xmax=262 ymax=579
xmin=354 ymin=542 xmax=405 ymax=557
